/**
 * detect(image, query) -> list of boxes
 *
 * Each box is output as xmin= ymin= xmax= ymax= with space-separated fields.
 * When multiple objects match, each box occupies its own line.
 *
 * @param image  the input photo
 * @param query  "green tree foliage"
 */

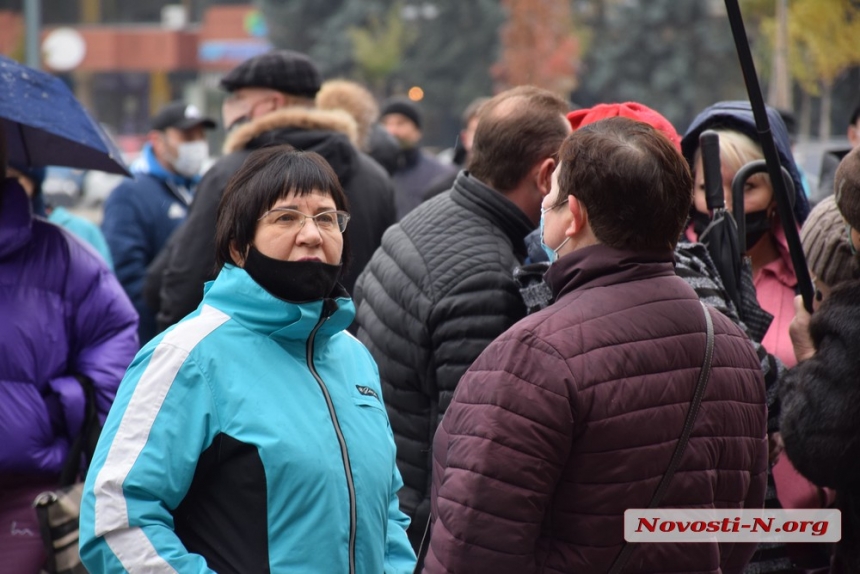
xmin=260 ymin=0 xmax=375 ymax=78
xmin=755 ymin=0 xmax=860 ymax=137
xmin=348 ymin=3 xmax=415 ymax=94
xmin=576 ymin=0 xmax=748 ymax=132
xmin=396 ymin=0 xmax=504 ymax=141
xmin=259 ymin=0 xmax=503 ymax=144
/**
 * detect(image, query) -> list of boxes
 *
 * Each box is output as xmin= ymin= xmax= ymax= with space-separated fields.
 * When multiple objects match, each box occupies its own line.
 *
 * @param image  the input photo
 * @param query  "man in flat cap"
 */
xmin=152 ymin=50 xmax=396 ymax=331
xmin=380 ymin=97 xmax=455 ymax=219
xmin=103 ymin=100 xmax=216 ymax=346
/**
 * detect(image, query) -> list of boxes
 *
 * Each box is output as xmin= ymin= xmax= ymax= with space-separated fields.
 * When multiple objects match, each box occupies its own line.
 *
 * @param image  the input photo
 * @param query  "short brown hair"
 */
xmin=467 ymin=86 xmax=569 ymax=193
xmin=215 ymin=145 xmax=351 ymax=270
xmin=556 ymin=116 xmax=692 ymax=252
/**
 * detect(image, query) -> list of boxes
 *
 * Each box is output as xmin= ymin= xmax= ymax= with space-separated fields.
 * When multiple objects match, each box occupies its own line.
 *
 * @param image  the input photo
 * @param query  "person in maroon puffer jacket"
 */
xmin=425 ymin=117 xmax=768 ymax=573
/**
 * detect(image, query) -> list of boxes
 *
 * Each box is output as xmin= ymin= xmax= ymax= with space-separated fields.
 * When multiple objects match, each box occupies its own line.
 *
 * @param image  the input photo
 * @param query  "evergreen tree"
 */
xmin=396 ymin=0 xmax=504 ymax=143
xmin=259 ymin=0 xmax=503 ymax=145
xmin=576 ymin=0 xmax=748 ymax=131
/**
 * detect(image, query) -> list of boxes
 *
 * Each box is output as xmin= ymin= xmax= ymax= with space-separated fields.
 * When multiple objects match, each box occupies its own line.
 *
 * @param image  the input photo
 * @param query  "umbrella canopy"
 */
xmin=0 ymin=55 xmax=130 ymax=176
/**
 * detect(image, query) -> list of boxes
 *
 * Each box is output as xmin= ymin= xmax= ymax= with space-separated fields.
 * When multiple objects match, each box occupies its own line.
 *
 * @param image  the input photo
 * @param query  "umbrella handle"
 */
xmin=724 ymin=0 xmax=814 ymax=313
xmin=731 ymin=160 xmax=795 ymax=257
xmin=701 ymin=131 xmax=724 ymax=211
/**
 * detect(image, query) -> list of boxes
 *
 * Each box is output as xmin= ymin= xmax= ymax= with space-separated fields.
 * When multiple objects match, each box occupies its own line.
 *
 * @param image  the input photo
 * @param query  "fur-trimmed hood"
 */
xmin=316 ymin=80 xmax=379 ymax=151
xmin=222 ymin=107 xmax=359 ymax=154
xmin=221 ymin=107 xmax=362 ymax=186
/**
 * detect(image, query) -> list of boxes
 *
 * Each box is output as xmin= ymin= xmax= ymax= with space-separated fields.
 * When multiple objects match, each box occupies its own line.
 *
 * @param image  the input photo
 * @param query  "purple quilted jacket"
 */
xmin=0 ymin=179 xmax=138 ymax=477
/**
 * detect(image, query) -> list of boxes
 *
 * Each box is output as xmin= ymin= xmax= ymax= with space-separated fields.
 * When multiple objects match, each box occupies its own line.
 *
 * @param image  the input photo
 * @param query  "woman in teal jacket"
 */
xmin=79 ymin=145 xmax=416 ymax=574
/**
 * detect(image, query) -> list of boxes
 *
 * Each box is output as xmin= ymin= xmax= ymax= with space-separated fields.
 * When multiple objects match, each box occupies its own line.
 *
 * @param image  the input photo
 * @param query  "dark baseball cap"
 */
xmin=219 ymin=49 xmax=322 ymax=98
xmin=150 ymin=101 xmax=217 ymax=131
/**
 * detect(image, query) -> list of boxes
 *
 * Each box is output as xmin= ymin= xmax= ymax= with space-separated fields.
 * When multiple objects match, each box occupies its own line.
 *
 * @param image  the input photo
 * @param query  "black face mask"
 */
xmin=243 ymin=247 xmax=341 ymax=303
xmin=744 ymin=210 xmax=772 ymax=251
xmin=692 ymin=210 xmax=771 ymax=252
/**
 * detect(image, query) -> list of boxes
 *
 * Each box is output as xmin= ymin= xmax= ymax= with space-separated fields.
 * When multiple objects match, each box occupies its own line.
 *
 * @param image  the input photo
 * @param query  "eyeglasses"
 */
xmin=258 ymin=208 xmax=350 ymax=233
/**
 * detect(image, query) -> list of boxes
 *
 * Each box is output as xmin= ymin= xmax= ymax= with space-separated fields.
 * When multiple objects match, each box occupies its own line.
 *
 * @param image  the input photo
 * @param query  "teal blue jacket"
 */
xmin=48 ymin=206 xmax=114 ymax=270
xmin=80 ymin=265 xmax=416 ymax=573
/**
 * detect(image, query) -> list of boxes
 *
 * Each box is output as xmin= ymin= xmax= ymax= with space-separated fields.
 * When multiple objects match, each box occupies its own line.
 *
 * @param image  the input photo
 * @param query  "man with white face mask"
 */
xmin=152 ymin=49 xmax=396 ymax=334
xmin=102 ymin=100 xmax=216 ymax=346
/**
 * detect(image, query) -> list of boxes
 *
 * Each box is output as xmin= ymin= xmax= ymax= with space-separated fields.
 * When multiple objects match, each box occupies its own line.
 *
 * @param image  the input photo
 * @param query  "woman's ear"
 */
xmin=230 ymin=242 xmax=245 ymax=268
xmin=768 ymin=199 xmax=779 ymax=219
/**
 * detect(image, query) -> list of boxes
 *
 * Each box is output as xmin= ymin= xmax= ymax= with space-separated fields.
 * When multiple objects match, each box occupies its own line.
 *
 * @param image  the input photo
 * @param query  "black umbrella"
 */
xmin=698 ymin=130 xmax=743 ymax=316
xmin=726 ymin=160 xmax=798 ymax=341
xmin=723 ymin=0 xmax=814 ymax=312
xmin=731 ymin=159 xmax=797 ymax=250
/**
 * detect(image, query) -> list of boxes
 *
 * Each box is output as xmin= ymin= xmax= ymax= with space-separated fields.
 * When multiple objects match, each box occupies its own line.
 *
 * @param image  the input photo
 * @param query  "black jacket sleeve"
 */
xmin=142 ymin=237 xmax=170 ymax=317
xmin=156 ymin=153 xmax=247 ymax=330
xmin=355 ymin=222 xmax=526 ymax=549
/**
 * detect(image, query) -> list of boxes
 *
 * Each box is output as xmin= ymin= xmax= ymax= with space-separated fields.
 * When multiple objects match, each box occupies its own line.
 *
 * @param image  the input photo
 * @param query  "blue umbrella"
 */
xmin=0 ymin=55 xmax=130 ymax=176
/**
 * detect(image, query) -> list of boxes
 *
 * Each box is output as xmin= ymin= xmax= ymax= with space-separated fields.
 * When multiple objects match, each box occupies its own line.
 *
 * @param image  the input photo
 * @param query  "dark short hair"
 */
xmin=215 ymin=145 xmax=351 ymax=271
xmin=556 ymin=116 xmax=693 ymax=252
xmin=467 ymin=86 xmax=569 ymax=193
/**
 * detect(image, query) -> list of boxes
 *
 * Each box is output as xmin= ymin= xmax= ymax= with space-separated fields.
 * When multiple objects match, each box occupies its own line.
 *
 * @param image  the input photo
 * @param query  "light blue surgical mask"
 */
xmin=539 ymin=203 xmax=571 ymax=263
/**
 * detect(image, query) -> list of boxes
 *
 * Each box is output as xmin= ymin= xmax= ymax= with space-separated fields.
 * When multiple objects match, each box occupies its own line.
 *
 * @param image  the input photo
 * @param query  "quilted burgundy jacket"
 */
xmin=425 ymin=245 xmax=768 ymax=573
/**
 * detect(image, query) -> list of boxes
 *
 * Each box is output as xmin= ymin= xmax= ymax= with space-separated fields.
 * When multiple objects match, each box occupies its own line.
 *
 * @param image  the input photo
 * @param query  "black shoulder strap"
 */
xmin=413 ymin=509 xmax=433 ymax=573
xmin=608 ymin=301 xmax=716 ymax=574
xmin=59 ymin=375 xmax=103 ymax=487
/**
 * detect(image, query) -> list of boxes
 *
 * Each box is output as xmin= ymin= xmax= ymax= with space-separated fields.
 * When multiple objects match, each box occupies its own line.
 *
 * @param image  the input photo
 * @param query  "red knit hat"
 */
xmin=566 ymin=102 xmax=682 ymax=151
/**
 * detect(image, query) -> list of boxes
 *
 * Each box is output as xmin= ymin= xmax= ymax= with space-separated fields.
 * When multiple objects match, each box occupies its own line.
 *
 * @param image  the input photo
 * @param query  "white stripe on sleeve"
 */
xmin=105 ymin=528 xmax=179 ymax=574
xmin=92 ymin=305 xmax=230 ymax=565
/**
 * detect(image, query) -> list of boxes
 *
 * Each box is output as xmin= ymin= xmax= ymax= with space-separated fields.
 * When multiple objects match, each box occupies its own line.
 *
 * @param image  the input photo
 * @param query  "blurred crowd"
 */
xmin=4 ymin=46 xmax=860 ymax=574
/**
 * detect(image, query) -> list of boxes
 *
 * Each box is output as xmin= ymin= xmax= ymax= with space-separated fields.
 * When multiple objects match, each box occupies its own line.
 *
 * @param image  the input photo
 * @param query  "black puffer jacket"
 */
xmin=153 ymin=108 xmax=396 ymax=330
xmin=780 ymin=279 xmax=860 ymax=570
xmin=354 ymin=171 xmax=534 ymax=548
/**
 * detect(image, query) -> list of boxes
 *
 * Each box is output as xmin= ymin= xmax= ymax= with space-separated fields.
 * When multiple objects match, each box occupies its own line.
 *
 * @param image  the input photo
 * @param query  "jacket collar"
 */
xmin=202 ymin=264 xmax=355 ymax=344
xmin=451 ymin=171 xmax=534 ymax=259
xmin=131 ymin=143 xmax=199 ymax=192
xmin=545 ymin=243 xmax=677 ymax=300
xmin=757 ymin=222 xmax=797 ymax=288
xmin=222 ymin=107 xmax=359 ymax=154
xmin=395 ymin=146 xmax=421 ymax=169
xmin=0 ymin=178 xmax=33 ymax=259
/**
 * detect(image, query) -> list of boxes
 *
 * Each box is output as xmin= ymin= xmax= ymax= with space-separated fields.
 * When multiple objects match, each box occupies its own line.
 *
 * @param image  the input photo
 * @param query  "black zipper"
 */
xmin=306 ymin=299 xmax=356 ymax=574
